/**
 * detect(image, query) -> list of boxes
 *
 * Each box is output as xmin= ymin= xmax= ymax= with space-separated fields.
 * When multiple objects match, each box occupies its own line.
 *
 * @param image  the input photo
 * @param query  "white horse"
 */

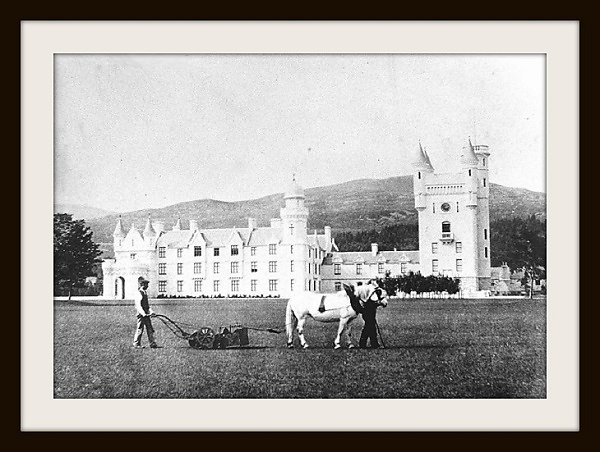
xmin=285 ymin=283 xmax=388 ymax=349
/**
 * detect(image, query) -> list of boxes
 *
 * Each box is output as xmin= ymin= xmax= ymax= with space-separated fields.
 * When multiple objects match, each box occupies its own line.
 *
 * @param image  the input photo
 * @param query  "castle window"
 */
xmin=456 ymin=242 xmax=463 ymax=253
xmin=130 ymin=253 xmax=136 ymax=260
xmin=159 ymin=247 xmax=166 ymax=258
xmin=457 ymin=202 xmax=459 ymax=212
xmin=484 ymin=228 xmax=488 ymax=240
xmin=177 ymin=263 xmax=183 ymax=275
xmin=485 ymin=247 xmax=488 ymax=258
xmin=483 ymin=158 xmax=486 ymax=166
xmin=291 ymin=279 xmax=295 ymax=291
xmin=432 ymin=242 xmax=438 ymax=254
xmin=401 ymin=262 xmax=407 ymax=274
xmin=214 ymin=247 xmax=220 ymax=257
xmin=308 ymin=248 xmax=311 ymax=258
xmin=418 ymin=172 xmax=421 ymax=179
xmin=194 ymin=279 xmax=202 ymax=292
xmin=356 ymin=263 xmax=363 ymax=275
xmin=177 ymin=280 xmax=183 ymax=293
xmin=456 ymin=259 xmax=463 ymax=272
xmin=433 ymin=203 xmax=435 ymax=213
xmin=289 ymin=224 xmax=295 ymax=235
xmin=231 ymin=280 xmax=239 ymax=292
xmin=468 ymin=169 xmax=472 ymax=176
xmin=250 ymin=280 xmax=257 ymax=292
xmin=213 ymin=262 xmax=219 ymax=274
xmin=442 ymin=221 xmax=451 ymax=233
xmin=231 ymin=261 xmax=239 ymax=274
xmin=213 ymin=280 xmax=220 ymax=293
xmin=378 ymin=263 xmax=385 ymax=274
xmin=158 ymin=281 xmax=166 ymax=293
xmin=335 ymin=281 xmax=342 ymax=291
xmin=432 ymin=259 xmax=439 ymax=274
xmin=177 ymin=248 xmax=183 ymax=258
xmin=483 ymin=178 xmax=487 ymax=187
xmin=194 ymin=262 xmax=202 ymax=274
xmin=158 ymin=263 xmax=166 ymax=275
xmin=269 ymin=261 xmax=277 ymax=273
xmin=269 ymin=279 xmax=278 ymax=292
xmin=251 ymin=247 xmax=256 ymax=256
xmin=269 ymin=244 xmax=277 ymax=255
xmin=251 ymin=261 xmax=258 ymax=272
xmin=334 ymin=263 xmax=341 ymax=275
xmin=194 ymin=246 xmax=202 ymax=257
xmin=290 ymin=245 xmax=294 ymax=254
xmin=231 ymin=245 xmax=239 ymax=256
xmin=290 ymin=260 xmax=295 ymax=272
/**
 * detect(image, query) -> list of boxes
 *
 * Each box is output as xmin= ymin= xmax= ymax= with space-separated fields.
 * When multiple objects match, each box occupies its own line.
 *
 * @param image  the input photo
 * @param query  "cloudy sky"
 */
xmin=55 ymin=54 xmax=545 ymax=213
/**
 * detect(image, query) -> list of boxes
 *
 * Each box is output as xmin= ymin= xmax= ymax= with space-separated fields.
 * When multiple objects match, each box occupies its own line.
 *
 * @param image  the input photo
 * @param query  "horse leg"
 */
xmin=285 ymin=302 xmax=297 ymax=348
xmin=334 ymin=318 xmax=347 ymax=349
xmin=297 ymin=317 xmax=309 ymax=349
xmin=346 ymin=317 xmax=356 ymax=348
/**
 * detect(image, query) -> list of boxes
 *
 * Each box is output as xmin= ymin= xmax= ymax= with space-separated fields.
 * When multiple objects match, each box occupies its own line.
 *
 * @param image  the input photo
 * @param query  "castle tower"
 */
xmin=473 ymin=142 xmax=492 ymax=290
xmin=412 ymin=139 xmax=492 ymax=294
xmin=280 ymin=175 xmax=309 ymax=245
xmin=279 ymin=175 xmax=310 ymax=294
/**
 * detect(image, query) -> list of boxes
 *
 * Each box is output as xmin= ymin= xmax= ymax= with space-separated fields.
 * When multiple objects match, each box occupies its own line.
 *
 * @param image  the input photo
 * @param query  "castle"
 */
xmin=102 ymin=140 xmax=491 ymax=299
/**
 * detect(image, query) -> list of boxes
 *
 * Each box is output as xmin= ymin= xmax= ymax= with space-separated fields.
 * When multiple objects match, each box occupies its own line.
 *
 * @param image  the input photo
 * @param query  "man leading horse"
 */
xmin=286 ymin=280 xmax=387 ymax=349
xmin=357 ymin=279 xmax=386 ymax=349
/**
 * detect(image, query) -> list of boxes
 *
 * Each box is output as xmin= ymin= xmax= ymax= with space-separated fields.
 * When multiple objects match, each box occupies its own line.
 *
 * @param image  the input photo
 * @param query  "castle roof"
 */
xmin=247 ymin=227 xmax=282 ymax=246
xmin=460 ymin=138 xmax=479 ymax=166
xmin=323 ymin=250 xmax=419 ymax=265
xmin=143 ymin=217 xmax=155 ymax=237
xmin=307 ymin=233 xmax=329 ymax=251
xmin=284 ymin=176 xmax=305 ymax=199
xmin=113 ymin=217 xmax=125 ymax=237
xmin=412 ymin=142 xmax=434 ymax=171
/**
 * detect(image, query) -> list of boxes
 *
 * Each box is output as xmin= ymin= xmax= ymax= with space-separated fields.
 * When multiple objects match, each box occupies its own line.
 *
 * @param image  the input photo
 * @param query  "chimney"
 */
xmin=371 ymin=243 xmax=379 ymax=256
xmin=248 ymin=218 xmax=258 ymax=230
xmin=152 ymin=221 xmax=165 ymax=234
xmin=324 ymin=226 xmax=331 ymax=246
xmin=270 ymin=218 xmax=282 ymax=228
xmin=189 ymin=220 xmax=199 ymax=231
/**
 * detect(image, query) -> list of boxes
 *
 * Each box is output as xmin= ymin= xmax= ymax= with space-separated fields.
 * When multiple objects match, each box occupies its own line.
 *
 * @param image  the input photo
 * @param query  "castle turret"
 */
xmin=143 ymin=216 xmax=155 ymax=244
xmin=113 ymin=216 xmax=125 ymax=248
xmin=461 ymin=139 xmax=479 ymax=207
xmin=412 ymin=142 xmax=434 ymax=210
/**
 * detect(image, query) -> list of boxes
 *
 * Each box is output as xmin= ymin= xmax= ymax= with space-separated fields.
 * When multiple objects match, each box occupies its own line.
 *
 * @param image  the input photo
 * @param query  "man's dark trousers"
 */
xmin=359 ymin=303 xmax=379 ymax=348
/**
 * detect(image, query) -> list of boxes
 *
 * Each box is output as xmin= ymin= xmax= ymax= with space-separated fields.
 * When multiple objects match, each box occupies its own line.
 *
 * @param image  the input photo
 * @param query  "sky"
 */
xmin=54 ymin=54 xmax=545 ymax=213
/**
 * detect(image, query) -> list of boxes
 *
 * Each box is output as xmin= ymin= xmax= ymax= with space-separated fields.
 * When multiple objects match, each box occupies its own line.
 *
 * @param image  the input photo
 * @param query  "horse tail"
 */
xmin=285 ymin=299 xmax=297 ymax=346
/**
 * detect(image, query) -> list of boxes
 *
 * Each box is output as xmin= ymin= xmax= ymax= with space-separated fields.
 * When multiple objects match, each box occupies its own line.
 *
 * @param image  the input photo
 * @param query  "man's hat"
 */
xmin=138 ymin=276 xmax=149 ymax=284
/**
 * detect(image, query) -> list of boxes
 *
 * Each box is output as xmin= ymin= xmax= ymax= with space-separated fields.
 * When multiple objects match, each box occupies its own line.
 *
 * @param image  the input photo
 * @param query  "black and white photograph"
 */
xmin=53 ymin=52 xmax=546 ymax=399
xmin=20 ymin=21 xmax=579 ymax=431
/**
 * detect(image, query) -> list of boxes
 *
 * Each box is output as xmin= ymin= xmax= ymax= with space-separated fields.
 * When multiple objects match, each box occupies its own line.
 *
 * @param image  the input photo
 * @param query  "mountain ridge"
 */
xmin=82 ymin=175 xmax=546 ymax=248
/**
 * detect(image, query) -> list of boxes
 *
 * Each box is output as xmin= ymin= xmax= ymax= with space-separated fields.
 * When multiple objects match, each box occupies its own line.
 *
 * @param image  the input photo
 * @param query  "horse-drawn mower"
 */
xmin=153 ymin=314 xmax=279 ymax=349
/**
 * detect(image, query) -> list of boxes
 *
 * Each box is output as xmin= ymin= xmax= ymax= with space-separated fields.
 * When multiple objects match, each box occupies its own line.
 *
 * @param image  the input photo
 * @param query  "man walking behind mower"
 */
xmin=133 ymin=276 xmax=158 ymax=349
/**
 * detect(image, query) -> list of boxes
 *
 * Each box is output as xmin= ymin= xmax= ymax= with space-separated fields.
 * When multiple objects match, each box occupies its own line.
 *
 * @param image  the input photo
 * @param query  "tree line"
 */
xmin=375 ymin=271 xmax=461 ymax=296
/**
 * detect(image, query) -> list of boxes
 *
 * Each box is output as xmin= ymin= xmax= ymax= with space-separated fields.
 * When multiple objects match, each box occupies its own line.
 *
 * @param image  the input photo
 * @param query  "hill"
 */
xmin=55 ymin=204 xmax=116 ymax=220
xmin=86 ymin=175 xmax=546 ymax=257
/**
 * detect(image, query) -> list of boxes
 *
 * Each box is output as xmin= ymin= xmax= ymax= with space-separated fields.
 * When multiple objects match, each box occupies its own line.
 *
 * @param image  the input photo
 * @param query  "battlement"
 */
xmin=426 ymin=184 xmax=465 ymax=195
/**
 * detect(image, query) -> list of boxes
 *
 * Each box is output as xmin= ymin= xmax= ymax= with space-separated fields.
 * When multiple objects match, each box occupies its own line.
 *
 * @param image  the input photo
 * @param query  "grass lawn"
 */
xmin=54 ymin=297 xmax=546 ymax=398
